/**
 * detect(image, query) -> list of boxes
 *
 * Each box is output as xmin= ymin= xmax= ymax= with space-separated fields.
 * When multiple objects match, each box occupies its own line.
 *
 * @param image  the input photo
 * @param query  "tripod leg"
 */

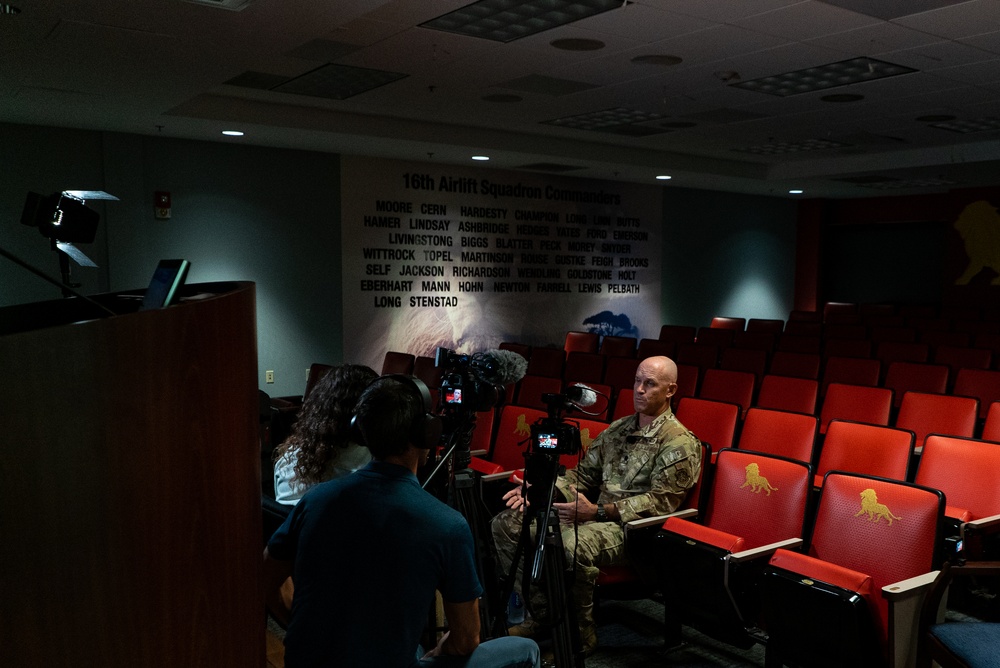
xmin=540 ymin=517 xmax=587 ymax=668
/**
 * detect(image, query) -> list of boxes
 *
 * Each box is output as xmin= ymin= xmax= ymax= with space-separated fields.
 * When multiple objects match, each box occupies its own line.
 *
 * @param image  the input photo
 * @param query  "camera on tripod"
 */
xmin=530 ymin=418 xmax=581 ymax=457
xmin=435 ymin=347 xmax=506 ymax=414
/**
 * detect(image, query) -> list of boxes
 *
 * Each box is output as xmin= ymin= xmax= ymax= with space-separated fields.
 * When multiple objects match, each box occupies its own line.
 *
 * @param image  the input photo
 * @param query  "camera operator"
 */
xmin=491 ymin=356 xmax=702 ymax=655
xmin=264 ymin=375 xmax=540 ymax=668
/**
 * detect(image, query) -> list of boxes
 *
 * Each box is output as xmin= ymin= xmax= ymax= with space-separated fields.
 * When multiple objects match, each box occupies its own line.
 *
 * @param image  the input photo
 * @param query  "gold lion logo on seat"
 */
xmin=742 ymin=462 xmax=778 ymax=495
xmin=580 ymin=428 xmax=593 ymax=453
xmin=855 ymin=488 xmax=902 ymax=525
xmin=514 ymin=413 xmax=530 ymax=436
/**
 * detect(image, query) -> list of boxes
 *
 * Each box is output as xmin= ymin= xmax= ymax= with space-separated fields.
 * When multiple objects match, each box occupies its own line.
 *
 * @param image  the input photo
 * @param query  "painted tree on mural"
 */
xmin=582 ymin=311 xmax=638 ymax=337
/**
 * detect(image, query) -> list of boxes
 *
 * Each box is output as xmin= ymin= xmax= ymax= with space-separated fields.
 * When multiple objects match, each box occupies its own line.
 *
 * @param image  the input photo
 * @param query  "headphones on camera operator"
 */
xmin=351 ymin=374 xmax=443 ymax=451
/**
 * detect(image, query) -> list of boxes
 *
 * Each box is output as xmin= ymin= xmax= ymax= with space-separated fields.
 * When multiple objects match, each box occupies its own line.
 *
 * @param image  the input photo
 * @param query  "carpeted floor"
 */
xmin=536 ymin=598 xmax=765 ymax=668
xmin=266 ymin=578 xmax=998 ymax=667
xmin=267 ymin=598 xmax=767 ymax=667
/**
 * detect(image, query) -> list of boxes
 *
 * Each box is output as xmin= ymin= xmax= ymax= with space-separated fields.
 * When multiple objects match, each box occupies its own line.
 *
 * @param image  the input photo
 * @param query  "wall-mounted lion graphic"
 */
xmin=954 ymin=200 xmax=1000 ymax=286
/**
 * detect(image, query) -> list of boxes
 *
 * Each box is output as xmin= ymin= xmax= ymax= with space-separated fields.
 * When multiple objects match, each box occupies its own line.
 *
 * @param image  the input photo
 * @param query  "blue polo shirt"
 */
xmin=268 ymin=460 xmax=483 ymax=668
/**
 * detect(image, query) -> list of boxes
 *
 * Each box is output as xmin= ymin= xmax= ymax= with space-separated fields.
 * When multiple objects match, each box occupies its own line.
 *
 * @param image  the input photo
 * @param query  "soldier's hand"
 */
xmin=502 ymin=473 xmax=529 ymax=512
xmin=553 ymin=484 xmax=596 ymax=525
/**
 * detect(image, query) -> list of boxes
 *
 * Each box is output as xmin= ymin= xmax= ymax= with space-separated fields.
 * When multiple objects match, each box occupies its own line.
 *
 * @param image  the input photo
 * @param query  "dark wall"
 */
xmin=662 ymin=187 xmax=799 ymax=328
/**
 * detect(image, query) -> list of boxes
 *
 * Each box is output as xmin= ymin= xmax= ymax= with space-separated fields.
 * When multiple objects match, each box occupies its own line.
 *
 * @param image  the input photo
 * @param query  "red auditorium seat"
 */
xmin=757 ymin=374 xmax=818 ymax=415
xmin=710 ymin=316 xmax=746 ymax=331
xmin=658 ymin=324 xmax=696 ymax=347
xmin=695 ymin=327 xmax=735 ymax=348
xmin=894 ymin=391 xmax=978 ymax=453
xmin=821 ymin=356 xmax=881 ymax=396
xmin=563 ymin=351 xmax=605 ymax=384
xmin=914 ymin=434 xmax=1000 ymax=554
xmin=602 ymin=356 xmax=640 ymax=393
xmin=818 ymin=383 xmax=893 ymax=434
xmin=768 ymin=351 xmax=821 ymax=380
xmin=564 ymin=330 xmax=599 ymax=354
xmin=652 ymin=448 xmax=812 ymax=649
xmin=746 ymin=318 xmax=784 ymax=334
xmin=636 ymin=338 xmax=674 ymax=360
xmin=675 ymin=397 xmax=740 ymax=453
xmin=525 ymin=347 xmax=565 ymax=379
xmin=984 ymin=401 xmax=1000 ymax=442
xmin=813 ymin=419 xmax=914 ymax=487
xmin=699 ymin=368 xmax=755 ymax=418
xmin=720 ymin=347 xmax=768 ymax=383
xmin=761 ymin=472 xmax=943 ymax=668
xmin=598 ymin=335 xmax=637 ymax=358
xmin=738 ymin=407 xmax=818 ymax=466
xmin=883 ymin=362 xmax=949 ymax=409
xmin=381 ymin=351 xmax=415 ymax=375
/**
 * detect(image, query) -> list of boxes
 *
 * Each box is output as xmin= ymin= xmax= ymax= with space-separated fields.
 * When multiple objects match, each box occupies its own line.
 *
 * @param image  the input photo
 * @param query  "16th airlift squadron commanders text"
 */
xmin=359 ymin=195 xmax=650 ymax=309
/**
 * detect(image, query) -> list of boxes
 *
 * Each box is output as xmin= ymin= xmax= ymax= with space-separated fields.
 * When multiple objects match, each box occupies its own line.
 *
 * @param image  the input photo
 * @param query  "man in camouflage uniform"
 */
xmin=491 ymin=355 xmax=702 ymax=655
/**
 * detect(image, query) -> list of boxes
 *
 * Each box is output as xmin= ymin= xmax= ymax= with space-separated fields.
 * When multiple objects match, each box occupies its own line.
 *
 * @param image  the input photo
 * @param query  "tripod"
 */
xmin=493 ymin=451 xmax=586 ymax=668
xmin=421 ymin=410 xmax=499 ymax=638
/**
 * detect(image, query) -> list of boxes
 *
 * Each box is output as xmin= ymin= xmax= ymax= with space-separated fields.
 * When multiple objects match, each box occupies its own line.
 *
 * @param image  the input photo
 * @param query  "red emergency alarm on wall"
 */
xmin=155 ymin=191 xmax=171 ymax=220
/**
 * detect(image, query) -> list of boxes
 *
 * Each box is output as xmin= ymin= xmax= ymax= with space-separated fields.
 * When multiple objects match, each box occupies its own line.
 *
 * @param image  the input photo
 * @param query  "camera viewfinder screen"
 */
xmin=445 ymin=388 xmax=462 ymax=404
xmin=538 ymin=434 xmax=557 ymax=449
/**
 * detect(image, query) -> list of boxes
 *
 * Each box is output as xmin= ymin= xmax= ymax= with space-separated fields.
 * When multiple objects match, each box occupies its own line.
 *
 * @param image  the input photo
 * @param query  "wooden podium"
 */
xmin=0 ymin=282 xmax=263 ymax=667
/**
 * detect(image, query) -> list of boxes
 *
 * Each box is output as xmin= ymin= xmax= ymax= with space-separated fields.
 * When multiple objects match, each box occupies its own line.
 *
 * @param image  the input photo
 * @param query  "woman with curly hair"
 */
xmin=273 ymin=363 xmax=379 ymax=505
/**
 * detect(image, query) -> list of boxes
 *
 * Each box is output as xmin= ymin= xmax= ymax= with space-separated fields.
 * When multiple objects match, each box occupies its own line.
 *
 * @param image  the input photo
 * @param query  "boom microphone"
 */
xmin=565 ymin=383 xmax=599 ymax=408
xmin=471 ymin=349 xmax=528 ymax=386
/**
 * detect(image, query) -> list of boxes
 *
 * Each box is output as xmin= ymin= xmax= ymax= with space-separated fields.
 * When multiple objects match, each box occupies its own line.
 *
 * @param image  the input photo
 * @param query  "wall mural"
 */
xmin=953 ymin=200 xmax=1000 ymax=286
xmin=341 ymin=156 xmax=663 ymax=371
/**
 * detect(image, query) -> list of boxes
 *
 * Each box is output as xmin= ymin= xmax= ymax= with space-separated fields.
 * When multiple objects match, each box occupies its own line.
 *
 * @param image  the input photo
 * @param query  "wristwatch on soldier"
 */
xmin=595 ymin=504 xmax=608 ymax=522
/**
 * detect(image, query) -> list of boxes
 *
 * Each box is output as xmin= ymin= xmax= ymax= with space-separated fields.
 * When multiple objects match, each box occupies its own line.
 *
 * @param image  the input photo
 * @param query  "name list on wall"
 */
xmin=342 ymin=156 xmax=662 ymax=370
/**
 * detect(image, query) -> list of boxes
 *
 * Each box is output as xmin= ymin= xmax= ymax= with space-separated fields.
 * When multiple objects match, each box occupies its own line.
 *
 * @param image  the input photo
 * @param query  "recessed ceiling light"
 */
xmin=656 ymin=175 xmax=672 ymax=180
xmin=222 ymin=130 xmax=245 ymax=136
xmin=1 ymin=3 xmax=21 ymax=15
xmin=551 ymin=38 xmax=605 ymax=51
xmin=472 ymin=155 xmax=490 ymax=161
xmin=632 ymin=55 xmax=683 ymax=66
xmin=789 ymin=189 xmax=804 ymax=194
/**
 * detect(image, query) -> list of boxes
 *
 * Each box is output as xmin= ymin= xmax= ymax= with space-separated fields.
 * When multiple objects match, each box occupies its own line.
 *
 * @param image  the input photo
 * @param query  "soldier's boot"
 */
xmin=509 ymin=593 xmax=549 ymax=638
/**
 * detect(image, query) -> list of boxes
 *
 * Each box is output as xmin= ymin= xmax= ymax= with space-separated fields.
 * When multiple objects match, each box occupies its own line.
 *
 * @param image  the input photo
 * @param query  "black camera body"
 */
xmin=530 ymin=417 xmax=581 ymax=457
xmin=436 ymin=348 xmax=503 ymax=414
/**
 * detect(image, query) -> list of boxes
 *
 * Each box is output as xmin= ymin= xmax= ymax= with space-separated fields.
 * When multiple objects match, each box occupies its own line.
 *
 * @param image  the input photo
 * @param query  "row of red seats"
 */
xmin=639 ymin=445 xmax=994 ymax=666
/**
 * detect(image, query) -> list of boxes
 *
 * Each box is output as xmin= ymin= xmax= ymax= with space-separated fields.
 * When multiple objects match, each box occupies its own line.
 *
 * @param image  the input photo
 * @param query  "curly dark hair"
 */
xmin=274 ymin=363 xmax=378 ymax=486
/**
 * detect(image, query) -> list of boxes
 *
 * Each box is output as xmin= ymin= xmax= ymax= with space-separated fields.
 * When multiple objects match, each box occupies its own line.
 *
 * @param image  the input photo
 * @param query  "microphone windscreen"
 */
xmin=481 ymin=349 xmax=528 ymax=385
xmin=567 ymin=383 xmax=599 ymax=407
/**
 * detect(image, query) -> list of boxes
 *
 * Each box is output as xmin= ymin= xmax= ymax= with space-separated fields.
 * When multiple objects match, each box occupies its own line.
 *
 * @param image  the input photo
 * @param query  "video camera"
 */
xmin=435 ymin=346 xmax=531 ymax=415
xmin=529 ymin=418 xmax=582 ymax=457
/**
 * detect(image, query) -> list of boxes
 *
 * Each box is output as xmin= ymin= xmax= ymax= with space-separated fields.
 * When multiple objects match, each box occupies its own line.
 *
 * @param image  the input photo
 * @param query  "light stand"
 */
xmin=20 ymin=189 xmax=118 ymax=297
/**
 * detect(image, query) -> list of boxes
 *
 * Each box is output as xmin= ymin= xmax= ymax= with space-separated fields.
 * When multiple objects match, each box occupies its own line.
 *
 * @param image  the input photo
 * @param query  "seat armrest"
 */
xmin=883 ymin=570 xmax=939 ymax=668
xmin=882 ymin=570 xmax=939 ymax=602
xmin=481 ymin=470 xmax=517 ymax=484
xmin=730 ymin=537 xmax=804 ymax=564
xmin=624 ymin=507 xmax=698 ymax=533
xmin=964 ymin=511 xmax=1000 ymax=534
xmin=470 ymin=449 xmax=488 ymax=457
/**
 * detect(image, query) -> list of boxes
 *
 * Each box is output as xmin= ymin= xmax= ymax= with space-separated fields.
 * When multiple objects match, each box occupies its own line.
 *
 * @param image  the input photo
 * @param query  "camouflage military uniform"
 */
xmin=491 ymin=408 xmax=701 ymax=651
